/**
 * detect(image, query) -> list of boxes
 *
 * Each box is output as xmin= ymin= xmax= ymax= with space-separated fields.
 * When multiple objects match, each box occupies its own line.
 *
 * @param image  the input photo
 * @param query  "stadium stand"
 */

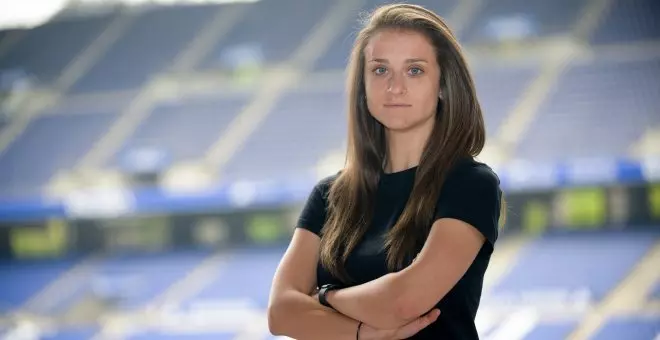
xmin=200 ymin=0 xmax=334 ymax=69
xmin=111 ymin=94 xmax=251 ymax=168
xmin=460 ymin=0 xmax=586 ymax=43
xmin=0 ymin=257 xmax=78 ymax=312
xmin=0 ymin=111 xmax=119 ymax=198
xmin=0 ymin=15 xmax=114 ymax=85
xmin=70 ymin=5 xmax=219 ymax=93
xmin=1 ymin=0 xmax=659 ymax=339
xmin=589 ymin=0 xmax=660 ymax=45
xmin=590 ymin=316 xmax=660 ymax=340
xmin=219 ymin=89 xmax=347 ymax=182
xmin=485 ymin=232 xmax=659 ymax=303
xmin=312 ymin=0 xmax=458 ymax=71
xmin=516 ymin=55 xmax=660 ymax=162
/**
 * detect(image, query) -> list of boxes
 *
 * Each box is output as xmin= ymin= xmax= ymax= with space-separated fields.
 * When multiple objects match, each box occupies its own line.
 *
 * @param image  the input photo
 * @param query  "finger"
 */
xmin=394 ymin=309 xmax=440 ymax=339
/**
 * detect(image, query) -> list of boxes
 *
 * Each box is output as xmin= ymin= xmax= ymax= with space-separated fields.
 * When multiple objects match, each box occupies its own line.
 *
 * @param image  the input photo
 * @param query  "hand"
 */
xmin=310 ymin=287 xmax=320 ymax=302
xmin=359 ymin=309 xmax=441 ymax=340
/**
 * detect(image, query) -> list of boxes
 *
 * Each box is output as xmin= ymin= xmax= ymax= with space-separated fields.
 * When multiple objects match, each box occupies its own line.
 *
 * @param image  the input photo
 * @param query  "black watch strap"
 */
xmin=318 ymin=284 xmax=341 ymax=309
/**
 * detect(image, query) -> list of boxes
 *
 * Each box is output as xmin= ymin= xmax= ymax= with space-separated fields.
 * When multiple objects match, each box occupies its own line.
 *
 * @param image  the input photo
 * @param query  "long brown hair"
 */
xmin=319 ymin=3 xmax=498 ymax=284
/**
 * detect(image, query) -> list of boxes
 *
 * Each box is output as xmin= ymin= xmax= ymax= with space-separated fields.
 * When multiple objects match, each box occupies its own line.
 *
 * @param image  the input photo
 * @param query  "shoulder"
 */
xmin=296 ymin=171 xmax=341 ymax=236
xmin=445 ymin=158 xmax=500 ymax=191
xmin=311 ymin=171 xmax=341 ymax=199
xmin=435 ymin=158 xmax=502 ymax=245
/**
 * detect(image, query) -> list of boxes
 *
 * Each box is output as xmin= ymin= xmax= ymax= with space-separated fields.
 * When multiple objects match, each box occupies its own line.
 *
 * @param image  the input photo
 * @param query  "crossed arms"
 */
xmin=267 ymin=217 xmax=486 ymax=339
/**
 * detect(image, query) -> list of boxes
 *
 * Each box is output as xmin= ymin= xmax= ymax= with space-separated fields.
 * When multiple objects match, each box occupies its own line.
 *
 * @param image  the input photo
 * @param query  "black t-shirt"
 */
xmin=296 ymin=158 xmax=502 ymax=339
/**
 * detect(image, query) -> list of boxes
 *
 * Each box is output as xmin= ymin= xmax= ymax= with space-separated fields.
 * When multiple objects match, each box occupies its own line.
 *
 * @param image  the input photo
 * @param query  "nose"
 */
xmin=387 ymin=73 xmax=406 ymax=95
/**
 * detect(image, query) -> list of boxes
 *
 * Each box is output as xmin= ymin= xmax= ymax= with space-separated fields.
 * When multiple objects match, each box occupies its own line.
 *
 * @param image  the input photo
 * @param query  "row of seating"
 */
xmin=1 ymin=54 xmax=659 ymax=198
xmin=0 ymin=0 xmax=657 ymax=91
xmin=1 ymin=233 xmax=658 ymax=338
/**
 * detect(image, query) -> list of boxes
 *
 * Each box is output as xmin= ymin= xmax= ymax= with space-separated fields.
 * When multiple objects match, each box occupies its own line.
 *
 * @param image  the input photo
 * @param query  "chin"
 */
xmin=378 ymin=118 xmax=417 ymax=132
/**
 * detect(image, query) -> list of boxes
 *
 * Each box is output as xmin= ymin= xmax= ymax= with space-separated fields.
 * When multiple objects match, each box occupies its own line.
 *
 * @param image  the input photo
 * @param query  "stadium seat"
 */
xmin=516 ymin=56 xmax=660 ymax=162
xmin=200 ymin=0 xmax=333 ymax=69
xmin=487 ymin=232 xmax=659 ymax=304
xmin=0 ymin=258 xmax=78 ymax=312
xmin=71 ymin=5 xmax=220 ymax=93
xmin=0 ymin=14 xmax=114 ymax=85
xmin=590 ymin=0 xmax=660 ymax=45
xmin=110 ymin=95 xmax=250 ymax=167
xmin=591 ymin=316 xmax=660 ymax=340
xmin=460 ymin=0 xmax=586 ymax=43
xmin=181 ymin=247 xmax=284 ymax=311
xmin=219 ymin=89 xmax=347 ymax=183
xmin=127 ymin=331 xmax=236 ymax=340
xmin=312 ymin=0 xmax=457 ymax=71
xmin=0 ymin=110 xmax=119 ymax=198
xmin=521 ymin=321 xmax=578 ymax=340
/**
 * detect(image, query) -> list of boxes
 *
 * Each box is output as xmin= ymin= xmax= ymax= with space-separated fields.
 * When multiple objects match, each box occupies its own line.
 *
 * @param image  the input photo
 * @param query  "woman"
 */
xmin=268 ymin=3 xmax=505 ymax=339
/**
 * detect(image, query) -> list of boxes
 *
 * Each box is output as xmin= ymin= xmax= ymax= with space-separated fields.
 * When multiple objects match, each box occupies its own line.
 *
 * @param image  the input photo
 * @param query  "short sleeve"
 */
xmin=434 ymin=164 xmax=501 ymax=247
xmin=296 ymin=176 xmax=333 ymax=236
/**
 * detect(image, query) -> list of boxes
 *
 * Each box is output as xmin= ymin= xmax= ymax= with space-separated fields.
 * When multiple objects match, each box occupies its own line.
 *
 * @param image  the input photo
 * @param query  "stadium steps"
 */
xmin=21 ymin=256 xmax=101 ymax=315
xmin=146 ymin=252 xmax=231 ymax=310
xmin=572 ymin=0 xmax=616 ymax=42
xmin=0 ymin=30 xmax=23 ymax=60
xmin=73 ymin=6 xmax=245 ymax=170
xmin=483 ymin=234 xmax=534 ymax=292
xmin=495 ymin=0 xmax=614 ymax=162
xmin=566 ymin=239 xmax=660 ymax=340
xmin=170 ymin=5 xmax=250 ymax=73
xmin=92 ymin=252 xmax=229 ymax=338
xmin=447 ymin=0 xmax=484 ymax=35
xmin=0 ymin=12 xmax=133 ymax=160
xmin=54 ymin=13 xmax=136 ymax=92
xmin=495 ymin=52 xmax=570 ymax=162
xmin=630 ymin=126 xmax=660 ymax=157
xmin=74 ymin=85 xmax=163 ymax=169
xmin=206 ymin=0 xmax=364 ymax=173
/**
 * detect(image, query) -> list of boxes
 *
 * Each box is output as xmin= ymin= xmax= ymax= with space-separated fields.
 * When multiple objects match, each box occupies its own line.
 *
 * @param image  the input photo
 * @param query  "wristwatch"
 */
xmin=318 ymin=283 xmax=342 ymax=309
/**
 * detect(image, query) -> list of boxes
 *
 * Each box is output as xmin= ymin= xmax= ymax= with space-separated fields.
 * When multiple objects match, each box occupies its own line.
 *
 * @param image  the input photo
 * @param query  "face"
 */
xmin=363 ymin=28 xmax=441 ymax=133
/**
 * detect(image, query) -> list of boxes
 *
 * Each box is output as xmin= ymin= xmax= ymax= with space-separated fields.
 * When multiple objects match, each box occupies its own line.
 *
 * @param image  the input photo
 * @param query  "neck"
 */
xmin=384 ymin=121 xmax=434 ymax=173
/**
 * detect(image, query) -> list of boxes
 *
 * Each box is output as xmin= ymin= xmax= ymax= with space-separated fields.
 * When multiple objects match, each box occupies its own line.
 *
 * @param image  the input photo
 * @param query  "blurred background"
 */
xmin=0 ymin=0 xmax=659 ymax=339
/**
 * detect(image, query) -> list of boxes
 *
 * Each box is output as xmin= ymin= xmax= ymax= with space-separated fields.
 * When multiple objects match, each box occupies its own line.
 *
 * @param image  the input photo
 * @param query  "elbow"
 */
xmin=393 ymin=292 xmax=429 ymax=324
xmin=267 ymin=301 xmax=285 ymax=336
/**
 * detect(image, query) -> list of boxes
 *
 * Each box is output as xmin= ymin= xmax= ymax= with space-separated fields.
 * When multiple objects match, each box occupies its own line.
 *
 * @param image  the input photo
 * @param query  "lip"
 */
xmin=383 ymin=104 xmax=412 ymax=107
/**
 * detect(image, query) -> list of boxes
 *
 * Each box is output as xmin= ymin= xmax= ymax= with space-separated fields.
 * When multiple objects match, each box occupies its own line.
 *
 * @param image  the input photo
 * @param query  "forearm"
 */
xmin=326 ymin=273 xmax=411 ymax=329
xmin=268 ymin=289 xmax=361 ymax=340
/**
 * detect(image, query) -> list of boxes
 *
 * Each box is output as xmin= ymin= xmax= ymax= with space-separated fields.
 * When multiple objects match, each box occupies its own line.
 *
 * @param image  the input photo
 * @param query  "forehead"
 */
xmin=364 ymin=28 xmax=435 ymax=60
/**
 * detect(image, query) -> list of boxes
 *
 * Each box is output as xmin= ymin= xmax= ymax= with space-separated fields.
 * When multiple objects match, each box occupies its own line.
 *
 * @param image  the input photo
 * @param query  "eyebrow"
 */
xmin=368 ymin=58 xmax=429 ymax=64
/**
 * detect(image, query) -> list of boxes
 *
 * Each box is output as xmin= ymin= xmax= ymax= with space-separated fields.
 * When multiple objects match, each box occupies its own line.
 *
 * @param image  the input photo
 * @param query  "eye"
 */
xmin=409 ymin=67 xmax=424 ymax=76
xmin=373 ymin=66 xmax=387 ymax=75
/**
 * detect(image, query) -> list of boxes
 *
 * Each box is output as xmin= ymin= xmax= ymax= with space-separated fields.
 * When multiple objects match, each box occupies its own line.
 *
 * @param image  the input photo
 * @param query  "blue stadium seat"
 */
xmin=590 ymin=0 xmax=660 ymax=44
xmin=200 ymin=0 xmax=333 ymax=69
xmin=220 ymin=90 xmax=347 ymax=183
xmin=489 ymin=232 xmax=658 ymax=304
xmin=110 ymin=95 xmax=250 ymax=167
xmin=313 ymin=0 xmax=457 ymax=71
xmin=0 ymin=109 xmax=119 ymax=198
xmin=516 ymin=56 xmax=660 ymax=162
xmin=651 ymin=280 xmax=660 ymax=300
xmin=45 ymin=251 xmax=211 ymax=313
xmin=591 ymin=316 xmax=660 ymax=340
xmin=87 ymin=251 xmax=211 ymax=310
xmin=0 ymin=15 xmax=114 ymax=85
xmin=71 ymin=5 xmax=219 ymax=93
xmin=522 ymin=321 xmax=578 ymax=340
xmin=472 ymin=63 xmax=539 ymax=138
xmin=181 ymin=248 xmax=284 ymax=310
xmin=460 ymin=0 xmax=586 ymax=43
xmin=42 ymin=327 xmax=98 ymax=340
xmin=127 ymin=331 xmax=236 ymax=340
xmin=0 ymin=258 xmax=78 ymax=312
